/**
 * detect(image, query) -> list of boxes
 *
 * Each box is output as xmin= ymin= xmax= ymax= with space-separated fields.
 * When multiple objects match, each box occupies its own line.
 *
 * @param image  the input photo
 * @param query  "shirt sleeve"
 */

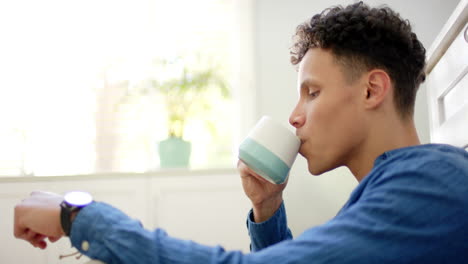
xmin=245 ymin=201 xmax=293 ymax=251
xmin=70 ymin=202 xmax=246 ymax=264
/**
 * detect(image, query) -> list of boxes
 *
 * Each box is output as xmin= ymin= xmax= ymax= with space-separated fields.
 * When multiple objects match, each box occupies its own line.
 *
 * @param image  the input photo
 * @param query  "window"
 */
xmin=0 ymin=0 xmax=255 ymax=176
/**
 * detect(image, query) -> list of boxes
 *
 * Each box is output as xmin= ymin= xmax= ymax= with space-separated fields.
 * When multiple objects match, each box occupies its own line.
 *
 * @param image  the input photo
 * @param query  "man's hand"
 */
xmin=14 ymin=191 xmax=65 ymax=249
xmin=237 ymin=160 xmax=288 ymax=222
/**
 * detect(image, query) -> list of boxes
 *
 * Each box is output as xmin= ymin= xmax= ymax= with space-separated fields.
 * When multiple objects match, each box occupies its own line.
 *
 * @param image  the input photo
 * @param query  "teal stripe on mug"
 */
xmin=238 ymin=138 xmax=290 ymax=184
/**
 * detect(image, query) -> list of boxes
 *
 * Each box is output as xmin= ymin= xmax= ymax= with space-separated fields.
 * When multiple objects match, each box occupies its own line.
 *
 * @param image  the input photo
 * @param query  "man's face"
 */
xmin=289 ymin=48 xmax=368 ymax=175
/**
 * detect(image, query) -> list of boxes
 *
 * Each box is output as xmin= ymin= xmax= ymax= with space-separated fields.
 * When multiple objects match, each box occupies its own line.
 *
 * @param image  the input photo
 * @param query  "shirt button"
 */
xmin=81 ymin=240 xmax=90 ymax=251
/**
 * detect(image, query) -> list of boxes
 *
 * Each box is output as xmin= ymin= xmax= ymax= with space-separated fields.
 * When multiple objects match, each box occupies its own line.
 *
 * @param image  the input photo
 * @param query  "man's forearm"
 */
xmin=252 ymin=195 xmax=283 ymax=223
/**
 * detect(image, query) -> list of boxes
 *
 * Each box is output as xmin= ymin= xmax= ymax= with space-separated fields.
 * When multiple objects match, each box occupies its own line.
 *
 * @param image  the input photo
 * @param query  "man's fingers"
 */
xmin=34 ymin=233 xmax=47 ymax=242
xmin=237 ymin=160 xmax=248 ymax=174
xmin=24 ymin=229 xmax=33 ymax=240
xmin=13 ymin=225 xmax=27 ymax=240
xmin=19 ymin=229 xmax=49 ymax=249
xmin=238 ymin=160 xmax=273 ymax=184
xmin=244 ymin=167 xmax=268 ymax=183
xmin=35 ymin=240 xmax=47 ymax=249
xmin=22 ymin=229 xmax=46 ymax=243
xmin=48 ymin=236 xmax=60 ymax=243
xmin=27 ymin=232 xmax=48 ymax=249
xmin=238 ymin=160 xmax=258 ymax=177
xmin=33 ymin=234 xmax=48 ymax=249
xmin=29 ymin=240 xmax=46 ymax=249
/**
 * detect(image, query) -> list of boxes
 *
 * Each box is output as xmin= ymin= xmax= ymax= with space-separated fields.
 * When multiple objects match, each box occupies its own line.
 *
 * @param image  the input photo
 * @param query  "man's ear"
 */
xmin=364 ymin=69 xmax=391 ymax=110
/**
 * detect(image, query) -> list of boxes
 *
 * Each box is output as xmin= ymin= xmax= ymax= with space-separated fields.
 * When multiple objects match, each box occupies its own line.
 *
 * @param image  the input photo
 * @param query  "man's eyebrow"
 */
xmin=300 ymin=78 xmax=321 ymax=90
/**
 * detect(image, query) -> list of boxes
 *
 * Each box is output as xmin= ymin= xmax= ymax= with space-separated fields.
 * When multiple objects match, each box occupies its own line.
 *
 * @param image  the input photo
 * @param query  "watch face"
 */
xmin=64 ymin=191 xmax=93 ymax=206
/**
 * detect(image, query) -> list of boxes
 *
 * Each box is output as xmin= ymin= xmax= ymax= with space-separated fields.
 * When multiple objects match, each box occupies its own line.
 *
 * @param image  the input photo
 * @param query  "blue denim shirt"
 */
xmin=71 ymin=144 xmax=468 ymax=263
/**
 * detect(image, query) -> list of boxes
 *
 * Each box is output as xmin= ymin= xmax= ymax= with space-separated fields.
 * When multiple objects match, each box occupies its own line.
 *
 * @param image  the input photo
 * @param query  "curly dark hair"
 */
xmin=290 ymin=1 xmax=426 ymax=118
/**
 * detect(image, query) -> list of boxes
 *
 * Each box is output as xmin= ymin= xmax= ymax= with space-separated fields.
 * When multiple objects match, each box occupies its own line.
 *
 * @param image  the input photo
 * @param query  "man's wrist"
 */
xmin=252 ymin=196 xmax=283 ymax=223
xmin=60 ymin=192 xmax=93 ymax=236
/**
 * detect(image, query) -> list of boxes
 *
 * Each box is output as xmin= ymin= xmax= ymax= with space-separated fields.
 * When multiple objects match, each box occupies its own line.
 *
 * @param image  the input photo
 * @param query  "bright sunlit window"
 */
xmin=0 ymin=0 xmax=250 ymax=176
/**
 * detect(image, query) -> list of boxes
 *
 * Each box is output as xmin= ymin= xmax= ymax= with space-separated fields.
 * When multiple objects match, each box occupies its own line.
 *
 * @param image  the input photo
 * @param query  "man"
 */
xmin=14 ymin=2 xmax=468 ymax=263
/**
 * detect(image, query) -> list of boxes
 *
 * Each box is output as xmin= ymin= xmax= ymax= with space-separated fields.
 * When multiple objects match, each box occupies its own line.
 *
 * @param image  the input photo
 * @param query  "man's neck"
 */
xmin=347 ymin=118 xmax=421 ymax=182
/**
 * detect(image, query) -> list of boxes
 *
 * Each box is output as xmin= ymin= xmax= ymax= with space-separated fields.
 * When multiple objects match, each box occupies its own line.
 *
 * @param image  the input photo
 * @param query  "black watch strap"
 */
xmin=60 ymin=192 xmax=93 ymax=236
xmin=60 ymin=201 xmax=79 ymax=236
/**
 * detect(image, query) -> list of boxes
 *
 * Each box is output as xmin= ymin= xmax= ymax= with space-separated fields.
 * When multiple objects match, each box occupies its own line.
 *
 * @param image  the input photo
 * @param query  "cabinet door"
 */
xmin=427 ymin=16 xmax=468 ymax=149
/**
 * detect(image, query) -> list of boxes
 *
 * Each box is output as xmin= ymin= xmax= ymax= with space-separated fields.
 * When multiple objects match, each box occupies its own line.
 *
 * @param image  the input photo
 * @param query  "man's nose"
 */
xmin=289 ymin=104 xmax=305 ymax=129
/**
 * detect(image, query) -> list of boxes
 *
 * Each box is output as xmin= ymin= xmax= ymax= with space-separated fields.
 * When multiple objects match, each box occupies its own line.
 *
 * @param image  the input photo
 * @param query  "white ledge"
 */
xmin=0 ymin=168 xmax=238 ymax=183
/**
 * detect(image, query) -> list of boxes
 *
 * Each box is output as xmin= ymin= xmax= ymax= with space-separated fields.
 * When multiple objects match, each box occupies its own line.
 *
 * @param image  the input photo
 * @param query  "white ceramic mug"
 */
xmin=238 ymin=116 xmax=301 ymax=184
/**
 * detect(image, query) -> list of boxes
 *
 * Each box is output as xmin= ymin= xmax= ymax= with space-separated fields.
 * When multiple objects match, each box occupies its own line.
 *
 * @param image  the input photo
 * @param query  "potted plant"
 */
xmin=129 ymin=60 xmax=230 ymax=168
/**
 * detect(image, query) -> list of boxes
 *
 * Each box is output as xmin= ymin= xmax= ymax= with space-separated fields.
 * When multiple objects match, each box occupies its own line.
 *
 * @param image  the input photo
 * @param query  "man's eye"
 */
xmin=308 ymin=90 xmax=320 ymax=98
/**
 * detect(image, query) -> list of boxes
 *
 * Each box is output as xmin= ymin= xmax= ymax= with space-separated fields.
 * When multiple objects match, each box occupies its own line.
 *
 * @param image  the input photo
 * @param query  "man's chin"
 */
xmin=307 ymin=163 xmax=333 ymax=176
xmin=308 ymin=166 xmax=326 ymax=176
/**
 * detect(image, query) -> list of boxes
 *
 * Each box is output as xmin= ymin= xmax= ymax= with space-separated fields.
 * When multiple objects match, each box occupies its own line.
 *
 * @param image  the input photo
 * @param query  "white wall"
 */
xmin=252 ymin=0 xmax=460 ymax=236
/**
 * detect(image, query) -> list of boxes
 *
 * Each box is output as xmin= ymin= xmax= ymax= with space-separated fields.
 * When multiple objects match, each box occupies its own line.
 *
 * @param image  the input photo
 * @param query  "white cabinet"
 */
xmin=0 ymin=170 xmax=251 ymax=264
xmin=426 ymin=0 xmax=468 ymax=148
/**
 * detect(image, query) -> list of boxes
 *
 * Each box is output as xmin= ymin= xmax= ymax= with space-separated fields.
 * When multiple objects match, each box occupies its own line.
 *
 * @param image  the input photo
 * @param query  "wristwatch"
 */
xmin=60 ymin=191 xmax=93 ymax=236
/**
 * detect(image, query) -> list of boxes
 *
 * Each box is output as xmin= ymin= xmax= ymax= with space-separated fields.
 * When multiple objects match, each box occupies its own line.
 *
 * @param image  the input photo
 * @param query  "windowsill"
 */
xmin=0 ymin=167 xmax=238 ymax=183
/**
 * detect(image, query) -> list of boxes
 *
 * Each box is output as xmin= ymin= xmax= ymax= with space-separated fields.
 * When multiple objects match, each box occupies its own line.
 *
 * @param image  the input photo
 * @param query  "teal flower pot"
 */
xmin=158 ymin=137 xmax=191 ymax=168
